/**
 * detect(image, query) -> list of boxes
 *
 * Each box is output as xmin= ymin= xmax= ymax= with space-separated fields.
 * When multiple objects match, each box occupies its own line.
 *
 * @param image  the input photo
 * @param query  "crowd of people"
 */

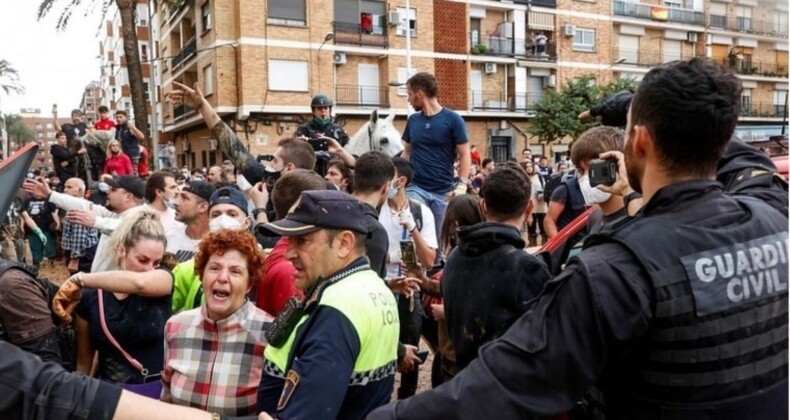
xmin=0 ymin=59 xmax=787 ymax=420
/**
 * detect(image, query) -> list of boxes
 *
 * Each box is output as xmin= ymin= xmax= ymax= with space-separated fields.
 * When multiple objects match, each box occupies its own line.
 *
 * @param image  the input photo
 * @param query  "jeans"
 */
xmin=28 ymin=231 xmax=56 ymax=267
xmin=406 ymin=184 xmax=448 ymax=248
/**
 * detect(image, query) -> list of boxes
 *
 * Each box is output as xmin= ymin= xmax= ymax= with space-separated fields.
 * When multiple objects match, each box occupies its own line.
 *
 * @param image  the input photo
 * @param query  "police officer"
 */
xmin=257 ymin=190 xmax=400 ymax=419
xmin=295 ymin=94 xmax=351 ymax=176
xmin=367 ymin=58 xmax=788 ymax=420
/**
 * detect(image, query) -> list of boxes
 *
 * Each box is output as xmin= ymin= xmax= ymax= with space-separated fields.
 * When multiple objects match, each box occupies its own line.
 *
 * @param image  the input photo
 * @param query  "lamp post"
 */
xmin=317 ymin=32 xmax=334 ymax=95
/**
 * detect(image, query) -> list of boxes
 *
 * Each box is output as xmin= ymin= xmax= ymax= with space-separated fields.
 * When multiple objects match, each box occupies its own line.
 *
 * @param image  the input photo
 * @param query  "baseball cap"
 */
xmin=210 ymin=186 xmax=248 ymax=214
xmin=260 ymin=190 xmax=368 ymax=237
xmin=105 ymin=176 xmax=145 ymax=199
xmin=181 ymin=181 xmax=216 ymax=202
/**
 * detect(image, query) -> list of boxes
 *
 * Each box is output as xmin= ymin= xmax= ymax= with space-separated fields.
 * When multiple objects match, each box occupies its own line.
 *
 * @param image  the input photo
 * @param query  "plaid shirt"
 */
xmin=162 ymin=301 xmax=273 ymax=416
xmin=61 ymin=219 xmax=99 ymax=258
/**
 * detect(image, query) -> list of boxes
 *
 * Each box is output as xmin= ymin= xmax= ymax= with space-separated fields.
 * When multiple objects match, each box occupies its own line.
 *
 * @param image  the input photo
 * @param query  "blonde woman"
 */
xmin=53 ymin=209 xmax=173 ymax=398
xmin=103 ymin=139 xmax=133 ymax=176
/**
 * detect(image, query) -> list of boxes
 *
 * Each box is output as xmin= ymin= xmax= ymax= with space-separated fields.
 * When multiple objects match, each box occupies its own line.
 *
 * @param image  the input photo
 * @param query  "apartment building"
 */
xmin=79 ymin=81 xmax=103 ymax=126
xmin=151 ymin=0 xmax=787 ymax=169
xmin=10 ymin=108 xmax=71 ymax=171
xmin=98 ymin=0 xmax=154 ymax=123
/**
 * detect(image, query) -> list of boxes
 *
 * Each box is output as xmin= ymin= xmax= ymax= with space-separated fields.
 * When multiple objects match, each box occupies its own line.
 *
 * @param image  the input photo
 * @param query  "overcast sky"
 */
xmin=0 ymin=0 xmax=101 ymax=117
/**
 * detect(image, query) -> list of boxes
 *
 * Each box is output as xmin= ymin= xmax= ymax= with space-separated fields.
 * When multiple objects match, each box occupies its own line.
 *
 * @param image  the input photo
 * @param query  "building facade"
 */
xmin=150 ymin=0 xmax=788 ymax=169
xmin=79 ymin=81 xmax=103 ymax=126
xmin=9 ymin=108 xmax=71 ymax=171
xmin=99 ymin=0 xmax=154 ymax=123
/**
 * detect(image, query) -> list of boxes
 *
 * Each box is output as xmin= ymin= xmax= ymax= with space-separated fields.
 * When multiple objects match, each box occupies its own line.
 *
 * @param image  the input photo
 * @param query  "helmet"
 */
xmin=311 ymin=94 xmax=334 ymax=108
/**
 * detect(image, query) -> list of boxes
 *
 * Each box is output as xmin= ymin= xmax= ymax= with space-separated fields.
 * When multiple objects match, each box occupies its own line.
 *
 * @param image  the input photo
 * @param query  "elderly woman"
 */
xmin=53 ymin=209 xmax=172 ymax=398
xmin=161 ymin=228 xmax=273 ymax=416
xmin=103 ymin=139 xmax=134 ymax=176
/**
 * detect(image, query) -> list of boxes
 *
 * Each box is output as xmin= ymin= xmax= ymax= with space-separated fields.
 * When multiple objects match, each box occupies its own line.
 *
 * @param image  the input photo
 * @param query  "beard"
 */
xmin=624 ymin=141 xmax=644 ymax=194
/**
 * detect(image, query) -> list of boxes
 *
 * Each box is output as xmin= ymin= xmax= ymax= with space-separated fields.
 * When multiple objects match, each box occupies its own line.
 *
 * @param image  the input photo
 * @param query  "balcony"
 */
xmin=612 ymin=48 xmax=696 ymax=67
xmin=470 ymin=91 xmax=544 ymax=112
xmin=470 ymin=33 xmax=558 ymax=61
xmin=335 ymin=85 xmax=390 ymax=108
xmin=173 ymin=105 xmax=196 ymax=122
xmin=613 ymin=1 xmax=704 ymax=26
xmin=508 ymin=0 xmax=556 ymax=8
xmin=717 ymin=58 xmax=788 ymax=78
xmin=333 ymin=22 xmax=388 ymax=48
xmin=707 ymin=15 xmax=788 ymax=38
xmin=172 ymin=37 xmax=197 ymax=69
xmin=741 ymin=103 xmax=787 ymax=118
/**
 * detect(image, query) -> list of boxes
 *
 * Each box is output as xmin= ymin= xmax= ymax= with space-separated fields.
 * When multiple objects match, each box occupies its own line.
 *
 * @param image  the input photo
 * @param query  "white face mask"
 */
xmin=209 ymin=214 xmax=244 ymax=233
xmin=164 ymin=197 xmax=177 ymax=209
xmin=579 ymin=175 xmax=612 ymax=205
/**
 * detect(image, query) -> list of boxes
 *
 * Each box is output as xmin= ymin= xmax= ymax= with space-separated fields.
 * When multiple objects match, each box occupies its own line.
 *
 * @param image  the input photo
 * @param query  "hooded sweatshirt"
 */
xmin=442 ymin=222 xmax=551 ymax=370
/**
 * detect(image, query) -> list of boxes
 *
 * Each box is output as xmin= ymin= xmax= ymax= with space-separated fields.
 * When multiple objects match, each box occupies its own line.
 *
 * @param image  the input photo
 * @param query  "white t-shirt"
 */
xmin=159 ymin=207 xmax=184 ymax=233
xmin=379 ymin=200 xmax=438 ymax=279
xmin=166 ymin=225 xmax=201 ymax=263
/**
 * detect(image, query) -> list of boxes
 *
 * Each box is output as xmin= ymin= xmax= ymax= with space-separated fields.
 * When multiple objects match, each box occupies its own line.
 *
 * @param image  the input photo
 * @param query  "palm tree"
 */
xmin=37 ymin=0 xmax=153 ymax=140
xmin=0 ymin=59 xmax=25 ymax=96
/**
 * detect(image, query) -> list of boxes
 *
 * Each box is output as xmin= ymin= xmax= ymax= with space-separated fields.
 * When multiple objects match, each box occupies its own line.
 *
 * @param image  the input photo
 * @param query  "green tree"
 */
xmin=36 ymin=0 xmax=181 ymax=142
xmin=0 ymin=60 xmax=25 ymax=96
xmin=528 ymin=75 xmax=637 ymax=144
xmin=2 ymin=114 xmax=35 ymax=146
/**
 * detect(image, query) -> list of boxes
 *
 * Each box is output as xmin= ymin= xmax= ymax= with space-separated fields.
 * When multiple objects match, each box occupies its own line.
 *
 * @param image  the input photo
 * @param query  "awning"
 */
xmin=528 ymin=12 xmax=555 ymax=31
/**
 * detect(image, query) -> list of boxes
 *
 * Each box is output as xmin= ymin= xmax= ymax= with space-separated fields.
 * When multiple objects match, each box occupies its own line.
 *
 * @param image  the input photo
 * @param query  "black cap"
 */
xmin=260 ymin=190 xmax=367 ymax=237
xmin=105 ymin=176 xmax=145 ymax=199
xmin=182 ymin=181 xmax=216 ymax=202
xmin=210 ymin=187 xmax=248 ymax=214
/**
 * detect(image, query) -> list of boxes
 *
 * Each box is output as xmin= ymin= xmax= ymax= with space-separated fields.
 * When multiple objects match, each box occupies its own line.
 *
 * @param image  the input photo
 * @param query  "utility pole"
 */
xmin=148 ymin=0 xmax=160 ymax=167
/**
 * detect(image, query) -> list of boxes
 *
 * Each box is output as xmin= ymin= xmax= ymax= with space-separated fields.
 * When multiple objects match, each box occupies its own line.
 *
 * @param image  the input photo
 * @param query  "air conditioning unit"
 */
xmin=563 ymin=25 xmax=576 ymax=37
xmin=209 ymin=139 xmax=218 ymax=151
xmin=687 ymin=32 xmax=698 ymax=43
xmin=484 ymin=62 xmax=497 ymax=74
xmin=543 ymin=74 xmax=557 ymax=88
xmin=333 ymin=52 xmax=347 ymax=65
xmin=387 ymin=11 xmax=401 ymax=26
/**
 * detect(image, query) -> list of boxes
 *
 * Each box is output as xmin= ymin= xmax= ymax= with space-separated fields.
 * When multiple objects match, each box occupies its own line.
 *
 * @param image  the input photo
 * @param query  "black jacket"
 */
xmin=0 ymin=341 xmax=121 ymax=419
xmin=362 ymin=202 xmax=388 ymax=279
xmin=50 ymin=144 xmax=78 ymax=183
xmin=442 ymin=222 xmax=551 ymax=370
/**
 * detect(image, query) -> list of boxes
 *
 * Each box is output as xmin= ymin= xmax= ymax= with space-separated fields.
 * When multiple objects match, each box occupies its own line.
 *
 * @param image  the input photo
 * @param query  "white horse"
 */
xmin=345 ymin=110 xmax=404 ymax=157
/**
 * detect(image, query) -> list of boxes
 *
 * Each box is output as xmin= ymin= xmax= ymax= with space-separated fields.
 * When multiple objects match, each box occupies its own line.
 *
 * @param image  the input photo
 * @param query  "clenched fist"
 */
xmin=52 ymin=276 xmax=84 ymax=324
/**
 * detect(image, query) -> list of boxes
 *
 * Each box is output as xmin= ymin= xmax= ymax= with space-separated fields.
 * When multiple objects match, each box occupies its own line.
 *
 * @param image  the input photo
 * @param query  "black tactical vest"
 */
xmin=585 ymin=195 xmax=788 ymax=419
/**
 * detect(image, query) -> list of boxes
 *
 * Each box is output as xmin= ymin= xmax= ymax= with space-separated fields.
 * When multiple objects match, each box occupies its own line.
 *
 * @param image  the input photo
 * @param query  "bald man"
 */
xmin=206 ymin=166 xmax=222 ymax=186
xmin=61 ymin=178 xmax=99 ymax=273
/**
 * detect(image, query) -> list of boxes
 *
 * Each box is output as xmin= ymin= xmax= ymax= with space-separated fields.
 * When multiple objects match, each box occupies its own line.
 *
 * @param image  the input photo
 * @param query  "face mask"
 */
xmin=313 ymin=116 xmax=332 ymax=128
xmin=579 ymin=175 xmax=612 ymax=205
xmin=387 ymin=183 xmax=398 ymax=200
xmin=98 ymin=182 xmax=110 ymax=193
xmin=264 ymin=165 xmax=282 ymax=188
xmin=164 ymin=198 xmax=177 ymax=209
xmin=209 ymin=214 xmax=243 ymax=233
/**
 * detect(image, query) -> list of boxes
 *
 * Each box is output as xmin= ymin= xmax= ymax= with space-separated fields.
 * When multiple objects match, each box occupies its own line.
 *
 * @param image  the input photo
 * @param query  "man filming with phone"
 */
xmin=295 ymin=94 xmax=354 ymax=176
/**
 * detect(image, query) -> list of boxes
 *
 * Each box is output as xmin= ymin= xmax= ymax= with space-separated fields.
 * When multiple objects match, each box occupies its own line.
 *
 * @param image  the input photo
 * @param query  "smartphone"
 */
xmin=236 ymin=174 xmax=253 ymax=192
xmin=416 ymin=349 xmax=430 ymax=364
xmin=52 ymin=104 xmax=58 ymax=115
xmin=400 ymin=240 xmax=417 ymax=266
xmin=589 ymin=158 xmax=617 ymax=187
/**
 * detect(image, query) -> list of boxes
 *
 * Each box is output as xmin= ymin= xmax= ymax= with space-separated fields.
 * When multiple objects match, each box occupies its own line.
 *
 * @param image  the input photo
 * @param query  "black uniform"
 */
xmin=368 ymin=180 xmax=788 ymax=420
xmin=295 ymin=120 xmax=350 ymax=176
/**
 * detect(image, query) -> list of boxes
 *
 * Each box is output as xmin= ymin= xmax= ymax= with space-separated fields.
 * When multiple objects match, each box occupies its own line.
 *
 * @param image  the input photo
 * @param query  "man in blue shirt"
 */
xmin=401 ymin=72 xmax=471 ymax=242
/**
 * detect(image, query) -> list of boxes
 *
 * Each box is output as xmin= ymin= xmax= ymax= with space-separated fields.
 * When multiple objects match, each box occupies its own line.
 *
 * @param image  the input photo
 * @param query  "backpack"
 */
xmin=543 ymin=170 xmax=577 ymax=203
xmin=0 ymin=260 xmax=76 ymax=371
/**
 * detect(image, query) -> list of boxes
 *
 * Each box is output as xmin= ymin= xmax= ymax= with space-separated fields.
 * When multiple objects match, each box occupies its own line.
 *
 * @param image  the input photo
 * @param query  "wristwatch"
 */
xmin=624 ymin=191 xmax=642 ymax=208
xmin=252 ymin=208 xmax=268 ymax=218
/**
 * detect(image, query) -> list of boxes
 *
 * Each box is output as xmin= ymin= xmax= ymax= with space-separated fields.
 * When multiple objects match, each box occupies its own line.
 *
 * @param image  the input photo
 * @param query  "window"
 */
xmin=46 ymin=123 xmax=53 ymax=129
xmin=735 ymin=6 xmax=752 ymax=31
xmin=201 ymin=2 xmax=212 ymax=32
xmin=397 ymin=67 xmax=416 ymax=96
xmin=774 ymin=90 xmax=788 ymax=116
xmin=741 ymin=88 xmax=752 ymax=113
xmin=35 ymin=123 xmax=43 ymax=130
xmin=141 ymin=44 xmax=148 ymax=61
xmin=776 ymin=12 xmax=788 ymax=34
xmin=203 ymin=65 xmax=214 ymax=96
xmin=573 ymin=28 xmax=595 ymax=52
xmin=470 ymin=18 xmax=481 ymax=46
xmin=267 ymin=0 xmax=306 ymax=26
xmin=143 ymin=82 xmax=150 ymax=101
xmin=268 ymin=60 xmax=308 ymax=91
xmin=396 ymin=7 xmax=416 ymax=37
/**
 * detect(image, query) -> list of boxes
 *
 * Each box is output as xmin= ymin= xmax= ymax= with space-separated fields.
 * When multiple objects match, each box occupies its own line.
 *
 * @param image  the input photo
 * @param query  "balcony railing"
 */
xmin=334 ymin=85 xmax=390 ymax=108
xmin=741 ymin=103 xmax=787 ymax=118
xmin=509 ymin=0 xmax=557 ymax=8
xmin=333 ymin=22 xmax=388 ymax=48
xmin=707 ymin=15 xmax=788 ymax=37
xmin=612 ymin=48 xmax=696 ymax=67
xmin=717 ymin=58 xmax=788 ymax=78
xmin=172 ymin=37 xmax=197 ymax=68
xmin=470 ymin=33 xmax=557 ymax=61
xmin=613 ymin=1 xmax=704 ymax=25
xmin=470 ymin=91 xmax=544 ymax=112
xmin=173 ymin=105 xmax=196 ymax=122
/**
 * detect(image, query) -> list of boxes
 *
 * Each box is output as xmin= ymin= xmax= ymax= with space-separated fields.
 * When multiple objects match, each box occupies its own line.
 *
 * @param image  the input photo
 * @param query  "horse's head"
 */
xmin=346 ymin=110 xmax=404 ymax=157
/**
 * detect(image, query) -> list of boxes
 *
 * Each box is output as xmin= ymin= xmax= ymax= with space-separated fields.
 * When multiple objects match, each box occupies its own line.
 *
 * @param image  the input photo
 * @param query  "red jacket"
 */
xmin=138 ymin=146 xmax=150 ymax=176
xmin=103 ymin=153 xmax=133 ymax=176
xmin=256 ymin=237 xmax=303 ymax=315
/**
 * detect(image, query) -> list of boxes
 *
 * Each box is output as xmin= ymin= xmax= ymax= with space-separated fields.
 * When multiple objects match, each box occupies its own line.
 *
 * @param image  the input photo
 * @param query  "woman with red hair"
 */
xmin=161 ymin=229 xmax=273 ymax=416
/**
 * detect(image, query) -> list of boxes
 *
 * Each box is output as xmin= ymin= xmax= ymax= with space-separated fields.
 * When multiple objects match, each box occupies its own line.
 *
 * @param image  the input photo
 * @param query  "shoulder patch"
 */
xmin=277 ymin=369 xmax=301 ymax=411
